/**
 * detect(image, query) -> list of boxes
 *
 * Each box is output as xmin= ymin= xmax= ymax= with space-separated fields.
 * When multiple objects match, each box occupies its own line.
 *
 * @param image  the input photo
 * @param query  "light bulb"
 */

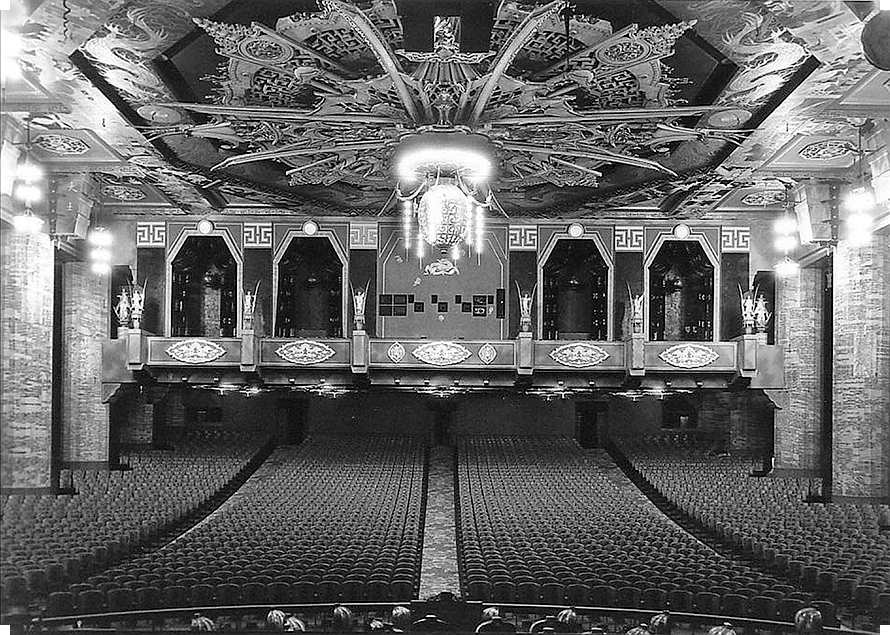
xmin=16 ymin=159 xmax=43 ymax=182
xmin=14 ymin=182 xmax=41 ymax=204
xmin=775 ymin=257 xmax=799 ymax=277
xmin=88 ymin=228 xmax=113 ymax=247
xmin=843 ymin=186 xmax=875 ymax=212
xmin=12 ymin=212 xmax=44 ymax=233
xmin=774 ymin=235 xmax=797 ymax=252
xmin=90 ymin=248 xmax=112 ymax=262
xmin=773 ymin=216 xmax=797 ymax=235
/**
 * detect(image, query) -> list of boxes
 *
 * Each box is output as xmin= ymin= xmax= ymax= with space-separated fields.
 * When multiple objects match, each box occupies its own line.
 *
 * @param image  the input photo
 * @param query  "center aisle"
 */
xmin=418 ymin=446 xmax=461 ymax=598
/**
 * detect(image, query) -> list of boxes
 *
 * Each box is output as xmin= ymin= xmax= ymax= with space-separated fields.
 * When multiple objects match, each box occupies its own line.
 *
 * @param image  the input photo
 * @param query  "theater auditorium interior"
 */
xmin=1 ymin=0 xmax=889 ymax=633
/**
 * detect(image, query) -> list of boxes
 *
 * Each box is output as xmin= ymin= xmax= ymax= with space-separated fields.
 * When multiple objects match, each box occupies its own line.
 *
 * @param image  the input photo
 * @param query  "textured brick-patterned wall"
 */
xmin=832 ymin=235 xmax=890 ymax=499
xmin=0 ymin=228 xmax=54 ymax=489
xmin=117 ymin=393 xmax=154 ymax=446
xmin=772 ymin=266 xmax=823 ymax=471
xmin=60 ymin=262 xmax=110 ymax=463
xmin=697 ymin=391 xmax=771 ymax=454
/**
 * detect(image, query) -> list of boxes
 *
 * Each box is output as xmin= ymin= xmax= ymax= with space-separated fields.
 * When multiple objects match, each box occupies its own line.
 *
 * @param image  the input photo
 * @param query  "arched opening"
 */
xmin=542 ymin=239 xmax=608 ymax=340
xmin=170 ymin=236 xmax=237 ymax=337
xmin=275 ymin=237 xmax=343 ymax=338
xmin=648 ymin=240 xmax=714 ymax=341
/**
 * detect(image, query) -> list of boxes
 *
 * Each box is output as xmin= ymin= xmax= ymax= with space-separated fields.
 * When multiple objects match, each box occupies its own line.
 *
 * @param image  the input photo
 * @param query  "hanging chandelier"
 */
xmin=393 ymin=133 xmax=498 ymax=260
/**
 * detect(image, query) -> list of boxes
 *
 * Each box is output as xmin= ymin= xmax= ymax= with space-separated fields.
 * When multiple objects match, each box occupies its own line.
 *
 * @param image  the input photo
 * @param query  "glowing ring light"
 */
xmin=197 ymin=219 xmax=215 ymax=235
xmin=567 ymin=223 xmax=584 ymax=238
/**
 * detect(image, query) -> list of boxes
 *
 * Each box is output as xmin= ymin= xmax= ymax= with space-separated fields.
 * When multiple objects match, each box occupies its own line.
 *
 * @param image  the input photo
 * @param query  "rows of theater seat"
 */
xmin=40 ymin=436 xmax=425 ymax=616
xmin=0 ymin=430 xmax=268 ymax=611
xmin=614 ymin=434 xmax=890 ymax=625
xmin=456 ymin=436 xmax=833 ymax=623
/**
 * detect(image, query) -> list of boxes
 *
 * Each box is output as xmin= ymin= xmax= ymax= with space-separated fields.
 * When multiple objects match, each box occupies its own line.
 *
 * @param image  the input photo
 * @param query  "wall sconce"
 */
xmin=12 ymin=118 xmax=45 ymax=233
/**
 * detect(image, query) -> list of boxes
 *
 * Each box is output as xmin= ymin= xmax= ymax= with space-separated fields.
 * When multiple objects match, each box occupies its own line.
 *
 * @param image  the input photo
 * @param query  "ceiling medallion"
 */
xmin=156 ymin=1 xmax=748 ymax=203
xmin=387 ymin=341 xmax=406 ymax=364
xmin=165 ymin=339 xmax=226 ymax=364
xmin=658 ymin=343 xmax=720 ymax=369
xmin=740 ymin=191 xmax=784 ymax=206
xmin=101 ymin=185 xmax=147 ymax=201
xmin=549 ymin=342 xmax=610 ymax=368
xmin=798 ymin=139 xmax=855 ymax=161
xmin=412 ymin=341 xmax=472 ymax=366
xmin=33 ymin=134 xmax=90 ymax=155
xmin=478 ymin=343 xmax=498 ymax=365
xmin=275 ymin=340 xmax=336 ymax=365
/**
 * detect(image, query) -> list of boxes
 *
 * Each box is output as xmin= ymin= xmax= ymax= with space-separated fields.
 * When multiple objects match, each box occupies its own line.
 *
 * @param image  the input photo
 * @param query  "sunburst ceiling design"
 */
xmin=147 ymin=0 xmax=748 ymax=212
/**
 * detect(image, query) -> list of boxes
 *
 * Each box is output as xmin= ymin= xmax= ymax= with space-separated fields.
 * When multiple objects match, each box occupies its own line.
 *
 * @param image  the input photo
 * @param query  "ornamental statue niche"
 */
xmin=351 ymin=280 xmax=370 ymax=331
xmin=515 ymin=281 xmax=537 ymax=333
xmin=243 ymin=281 xmax=260 ymax=331
xmin=170 ymin=236 xmax=238 ymax=338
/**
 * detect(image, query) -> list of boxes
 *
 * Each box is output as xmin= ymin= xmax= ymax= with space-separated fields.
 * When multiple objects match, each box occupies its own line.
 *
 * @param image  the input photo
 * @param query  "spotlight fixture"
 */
xmin=672 ymin=223 xmax=691 ymax=239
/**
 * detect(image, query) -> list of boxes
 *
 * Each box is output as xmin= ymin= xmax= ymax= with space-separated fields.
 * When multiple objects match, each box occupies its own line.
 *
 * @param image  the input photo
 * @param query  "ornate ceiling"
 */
xmin=2 ymin=0 xmax=887 ymax=219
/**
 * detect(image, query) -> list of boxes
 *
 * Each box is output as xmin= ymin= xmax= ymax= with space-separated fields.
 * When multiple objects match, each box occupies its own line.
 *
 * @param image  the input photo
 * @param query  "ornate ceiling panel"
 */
xmin=3 ymin=0 xmax=883 ymax=218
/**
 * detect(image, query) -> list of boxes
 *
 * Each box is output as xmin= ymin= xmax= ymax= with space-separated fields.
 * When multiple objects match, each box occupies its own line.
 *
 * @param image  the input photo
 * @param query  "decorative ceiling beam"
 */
xmin=322 ymin=0 xmax=421 ymax=123
xmin=160 ymin=103 xmax=401 ymax=125
xmin=500 ymin=142 xmax=677 ymax=176
xmin=212 ymin=140 xmax=386 ymax=170
xmin=467 ymin=0 xmax=563 ymax=127
xmin=489 ymin=106 xmax=729 ymax=126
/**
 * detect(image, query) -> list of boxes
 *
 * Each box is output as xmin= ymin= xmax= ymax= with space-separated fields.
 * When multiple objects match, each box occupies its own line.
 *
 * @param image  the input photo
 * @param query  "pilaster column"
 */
xmin=772 ymin=266 xmax=823 ymax=473
xmin=60 ymin=261 xmax=110 ymax=466
xmin=832 ymin=235 xmax=890 ymax=500
xmin=0 ymin=227 xmax=55 ymax=490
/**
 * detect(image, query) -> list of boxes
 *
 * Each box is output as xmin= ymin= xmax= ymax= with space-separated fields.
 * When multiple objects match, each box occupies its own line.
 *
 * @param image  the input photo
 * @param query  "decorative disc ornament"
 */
xmin=412 ymin=341 xmax=472 ymax=366
xmin=658 ymin=343 xmax=719 ymax=368
xmin=549 ymin=342 xmax=610 ymax=367
xmin=165 ymin=339 xmax=226 ymax=364
xmin=275 ymin=340 xmax=336 ymax=365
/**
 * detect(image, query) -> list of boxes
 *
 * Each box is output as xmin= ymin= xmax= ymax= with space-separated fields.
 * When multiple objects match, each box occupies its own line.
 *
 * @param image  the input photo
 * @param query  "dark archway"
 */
xmin=170 ymin=236 xmax=237 ymax=337
xmin=275 ymin=238 xmax=343 ymax=338
xmin=648 ymin=241 xmax=715 ymax=341
xmin=542 ymin=239 xmax=609 ymax=340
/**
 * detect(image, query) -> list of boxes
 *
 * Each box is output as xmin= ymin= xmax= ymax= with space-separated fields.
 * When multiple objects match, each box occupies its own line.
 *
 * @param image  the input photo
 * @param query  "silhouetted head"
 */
xmin=649 ymin=611 xmax=671 ymax=635
xmin=267 ymin=610 xmax=287 ymax=631
xmin=333 ymin=606 xmax=354 ymax=631
xmin=557 ymin=608 xmax=580 ymax=631
xmin=795 ymin=607 xmax=823 ymax=634
xmin=707 ymin=623 xmax=737 ymax=635
xmin=392 ymin=605 xmax=412 ymax=630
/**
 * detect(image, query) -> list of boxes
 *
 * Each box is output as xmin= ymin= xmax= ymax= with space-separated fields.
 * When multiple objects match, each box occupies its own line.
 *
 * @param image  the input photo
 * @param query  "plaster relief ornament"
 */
xmin=351 ymin=281 xmax=370 ymax=331
xmin=658 ymin=343 xmax=720 ymax=369
xmin=516 ymin=281 xmax=536 ymax=332
xmin=165 ymin=339 xmax=227 ymax=364
xmin=740 ymin=287 xmax=756 ymax=334
xmin=412 ymin=341 xmax=472 ymax=366
xmin=423 ymin=259 xmax=460 ymax=276
xmin=148 ymin=0 xmax=749 ymax=199
xmin=387 ymin=341 xmax=406 ymax=364
xmin=478 ymin=343 xmax=498 ymax=365
xmin=275 ymin=340 xmax=336 ymax=365
xmin=549 ymin=342 xmax=610 ymax=368
xmin=243 ymin=281 xmax=260 ymax=330
xmin=130 ymin=283 xmax=146 ymax=326
xmin=754 ymin=294 xmax=771 ymax=333
xmin=115 ymin=289 xmax=131 ymax=327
